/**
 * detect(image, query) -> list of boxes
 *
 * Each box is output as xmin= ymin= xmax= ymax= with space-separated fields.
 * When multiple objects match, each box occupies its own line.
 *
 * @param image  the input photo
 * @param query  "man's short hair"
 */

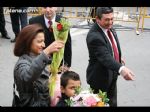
xmin=96 ymin=7 xmax=113 ymax=19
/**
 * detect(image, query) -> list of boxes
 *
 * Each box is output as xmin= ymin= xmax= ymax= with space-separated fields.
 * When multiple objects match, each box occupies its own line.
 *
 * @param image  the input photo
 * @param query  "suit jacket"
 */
xmin=56 ymin=93 xmax=69 ymax=107
xmin=86 ymin=23 xmax=122 ymax=91
xmin=29 ymin=14 xmax=72 ymax=67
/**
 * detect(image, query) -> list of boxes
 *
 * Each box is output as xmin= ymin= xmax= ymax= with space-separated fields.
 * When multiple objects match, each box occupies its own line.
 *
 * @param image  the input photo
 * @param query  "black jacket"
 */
xmin=56 ymin=93 xmax=70 ymax=107
xmin=29 ymin=14 xmax=72 ymax=67
xmin=86 ymin=23 xmax=122 ymax=91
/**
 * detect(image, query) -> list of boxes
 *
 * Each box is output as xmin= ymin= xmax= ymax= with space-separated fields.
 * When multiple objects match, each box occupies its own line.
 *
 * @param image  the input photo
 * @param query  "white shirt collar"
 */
xmin=44 ymin=15 xmax=56 ymax=28
xmin=97 ymin=23 xmax=108 ymax=35
xmin=97 ymin=23 xmax=117 ymax=46
xmin=97 ymin=23 xmax=119 ymax=57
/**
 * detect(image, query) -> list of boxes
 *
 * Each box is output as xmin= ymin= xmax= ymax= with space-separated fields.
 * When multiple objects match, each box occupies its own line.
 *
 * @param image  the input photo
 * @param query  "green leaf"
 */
xmin=74 ymin=86 xmax=82 ymax=95
xmin=89 ymin=87 xmax=94 ymax=93
xmin=105 ymin=98 xmax=110 ymax=103
xmin=65 ymin=99 xmax=74 ymax=106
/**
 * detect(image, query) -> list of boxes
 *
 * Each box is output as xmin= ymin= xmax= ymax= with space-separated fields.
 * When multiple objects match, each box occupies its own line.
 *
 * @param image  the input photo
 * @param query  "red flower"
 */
xmin=57 ymin=23 xmax=63 ymax=31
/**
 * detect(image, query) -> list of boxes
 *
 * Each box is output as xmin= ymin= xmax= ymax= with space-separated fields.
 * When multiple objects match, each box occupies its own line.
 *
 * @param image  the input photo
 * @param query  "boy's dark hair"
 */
xmin=61 ymin=71 xmax=80 ymax=88
xmin=96 ymin=7 xmax=113 ymax=19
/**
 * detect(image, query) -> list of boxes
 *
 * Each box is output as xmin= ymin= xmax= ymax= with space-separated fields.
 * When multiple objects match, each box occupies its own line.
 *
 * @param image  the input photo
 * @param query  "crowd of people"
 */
xmin=0 ymin=7 xmax=135 ymax=107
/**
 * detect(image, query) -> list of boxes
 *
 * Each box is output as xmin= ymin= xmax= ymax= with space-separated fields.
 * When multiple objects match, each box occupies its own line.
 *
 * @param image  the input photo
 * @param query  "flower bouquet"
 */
xmin=49 ymin=18 xmax=71 ymax=97
xmin=65 ymin=87 xmax=109 ymax=107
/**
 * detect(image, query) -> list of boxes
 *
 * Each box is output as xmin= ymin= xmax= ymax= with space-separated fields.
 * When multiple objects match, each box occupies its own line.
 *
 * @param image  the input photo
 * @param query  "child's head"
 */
xmin=60 ymin=71 xmax=81 ymax=97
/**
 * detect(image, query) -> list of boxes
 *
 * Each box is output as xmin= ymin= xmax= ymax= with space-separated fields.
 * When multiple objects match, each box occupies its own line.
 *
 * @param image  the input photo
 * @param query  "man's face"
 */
xmin=96 ymin=13 xmax=114 ymax=29
xmin=42 ymin=7 xmax=57 ymax=20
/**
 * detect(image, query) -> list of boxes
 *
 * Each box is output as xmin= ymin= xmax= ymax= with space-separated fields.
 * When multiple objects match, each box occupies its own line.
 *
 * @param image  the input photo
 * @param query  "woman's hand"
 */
xmin=43 ymin=40 xmax=64 ymax=56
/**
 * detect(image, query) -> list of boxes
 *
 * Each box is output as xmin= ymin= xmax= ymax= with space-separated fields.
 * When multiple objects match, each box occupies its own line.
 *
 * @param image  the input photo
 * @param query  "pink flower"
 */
xmin=83 ymin=96 xmax=97 ymax=106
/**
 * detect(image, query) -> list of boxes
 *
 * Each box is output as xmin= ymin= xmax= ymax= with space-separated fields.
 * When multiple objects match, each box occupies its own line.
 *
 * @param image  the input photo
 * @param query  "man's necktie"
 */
xmin=48 ymin=20 xmax=53 ymax=32
xmin=107 ymin=30 xmax=119 ymax=62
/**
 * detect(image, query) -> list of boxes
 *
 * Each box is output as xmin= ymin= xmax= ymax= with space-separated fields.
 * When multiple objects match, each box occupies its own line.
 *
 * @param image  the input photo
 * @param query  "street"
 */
xmin=1 ymin=8 xmax=150 ymax=106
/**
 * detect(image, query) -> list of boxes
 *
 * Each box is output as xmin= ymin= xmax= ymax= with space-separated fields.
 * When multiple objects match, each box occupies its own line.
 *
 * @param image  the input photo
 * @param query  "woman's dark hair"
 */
xmin=96 ymin=7 xmax=113 ymax=19
xmin=14 ymin=24 xmax=44 ymax=56
xmin=61 ymin=71 xmax=80 ymax=88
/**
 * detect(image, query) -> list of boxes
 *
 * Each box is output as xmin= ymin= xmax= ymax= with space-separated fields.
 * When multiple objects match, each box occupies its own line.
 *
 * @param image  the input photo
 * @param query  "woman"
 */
xmin=13 ymin=24 xmax=64 ymax=107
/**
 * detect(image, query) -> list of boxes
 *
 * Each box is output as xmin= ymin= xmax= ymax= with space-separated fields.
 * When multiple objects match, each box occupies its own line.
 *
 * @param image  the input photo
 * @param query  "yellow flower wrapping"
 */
xmin=49 ymin=19 xmax=70 ymax=97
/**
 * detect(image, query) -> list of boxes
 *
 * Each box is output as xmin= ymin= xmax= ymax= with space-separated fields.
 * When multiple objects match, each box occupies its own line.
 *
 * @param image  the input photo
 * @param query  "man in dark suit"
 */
xmin=0 ymin=7 xmax=10 ymax=39
xmin=86 ymin=7 xmax=135 ymax=107
xmin=10 ymin=7 xmax=28 ymax=43
xmin=29 ymin=7 xmax=72 ymax=71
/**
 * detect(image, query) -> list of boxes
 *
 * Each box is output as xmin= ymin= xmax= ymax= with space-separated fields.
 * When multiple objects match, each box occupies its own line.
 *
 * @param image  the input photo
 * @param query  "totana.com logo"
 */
xmin=3 ymin=8 xmax=39 ymax=14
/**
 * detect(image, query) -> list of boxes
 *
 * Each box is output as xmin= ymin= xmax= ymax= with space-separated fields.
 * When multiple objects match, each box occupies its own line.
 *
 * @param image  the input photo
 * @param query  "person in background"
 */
xmin=56 ymin=71 xmax=81 ymax=107
xmin=86 ymin=7 xmax=135 ymax=107
xmin=13 ymin=24 xmax=64 ymax=107
xmin=0 ymin=7 xmax=10 ymax=39
xmin=29 ymin=7 xmax=72 ymax=73
xmin=10 ymin=7 xmax=28 ymax=43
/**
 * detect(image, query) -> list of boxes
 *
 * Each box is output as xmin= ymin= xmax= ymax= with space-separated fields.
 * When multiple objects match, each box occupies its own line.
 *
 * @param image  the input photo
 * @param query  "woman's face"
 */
xmin=30 ymin=32 xmax=45 ymax=55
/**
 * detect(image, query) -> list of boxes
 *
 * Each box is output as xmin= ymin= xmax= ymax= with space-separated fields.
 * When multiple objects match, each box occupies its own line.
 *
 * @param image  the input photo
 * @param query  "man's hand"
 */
xmin=120 ymin=66 xmax=135 ymax=80
xmin=121 ymin=58 xmax=125 ymax=66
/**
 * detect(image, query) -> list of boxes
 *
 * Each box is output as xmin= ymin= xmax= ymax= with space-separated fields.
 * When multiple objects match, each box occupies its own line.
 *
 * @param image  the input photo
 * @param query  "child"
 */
xmin=56 ymin=71 xmax=81 ymax=107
